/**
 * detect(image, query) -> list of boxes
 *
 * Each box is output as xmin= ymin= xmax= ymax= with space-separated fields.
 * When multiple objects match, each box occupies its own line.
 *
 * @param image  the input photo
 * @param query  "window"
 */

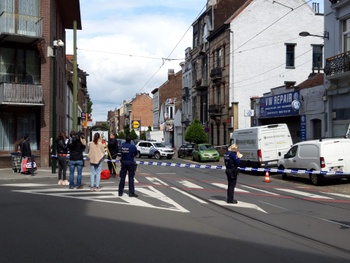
xmin=343 ymin=18 xmax=350 ymax=52
xmin=201 ymin=56 xmax=207 ymax=80
xmin=285 ymin=44 xmax=295 ymax=68
xmin=312 ymin=45 xmax=323 ymax=69
xmin=0 ymin=47 xmax=40 ymax=84
xmin=216 ymin=48 xmax=222 ymax=68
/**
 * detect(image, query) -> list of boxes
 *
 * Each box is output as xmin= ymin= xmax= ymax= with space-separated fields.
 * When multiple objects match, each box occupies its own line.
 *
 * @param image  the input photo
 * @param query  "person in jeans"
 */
xmin=88 ymin=133 xmax=106 ymax=191
xmin=68 ymin=131 xmax=86 ymax=189
xmin=56 ymin=131 xmax=69 ymax=185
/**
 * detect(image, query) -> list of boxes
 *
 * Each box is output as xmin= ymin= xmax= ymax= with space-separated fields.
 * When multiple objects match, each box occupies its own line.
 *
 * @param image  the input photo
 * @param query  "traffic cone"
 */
xmin=264 ymin=171 xmax=271 ymax=183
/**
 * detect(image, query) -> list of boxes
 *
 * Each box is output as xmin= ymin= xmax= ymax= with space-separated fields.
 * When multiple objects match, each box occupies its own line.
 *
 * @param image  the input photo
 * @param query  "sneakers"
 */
xmin=76 ymin=185 xmax=84 ymax=189
xmin=95 ymin=187 xmax=101 ymax=192
xmin=58 ymin=180 xmax=63 ymax=185
xmin=90 ymin=187 xmax=94 ymax=192
xmin=227 ymin=200 xmax=238 ymax=204
xmin=129 ymin=194 xmax=138 ymax=197
xmin=63 ymin=180 xmax=69 ymax=185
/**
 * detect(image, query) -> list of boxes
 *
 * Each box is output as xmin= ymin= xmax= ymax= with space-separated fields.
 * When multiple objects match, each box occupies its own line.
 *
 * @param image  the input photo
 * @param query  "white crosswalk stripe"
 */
xmin=276 ymin=188 xmax=333 ymax=199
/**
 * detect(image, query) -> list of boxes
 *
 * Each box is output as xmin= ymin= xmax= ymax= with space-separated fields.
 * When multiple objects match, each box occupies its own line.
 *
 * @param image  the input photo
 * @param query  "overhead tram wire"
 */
xmin=136 ymin=3 xmax=207 ymax=93
xmin=76 ymin=48 xmax=184 ymax=61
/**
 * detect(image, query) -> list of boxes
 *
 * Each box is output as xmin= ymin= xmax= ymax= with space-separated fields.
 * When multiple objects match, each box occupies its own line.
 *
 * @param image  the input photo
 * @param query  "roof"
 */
xmin=58 ymin=0 xmax=82 ymax=30
xmin=297 ymin=73 xmax=324 ymax=89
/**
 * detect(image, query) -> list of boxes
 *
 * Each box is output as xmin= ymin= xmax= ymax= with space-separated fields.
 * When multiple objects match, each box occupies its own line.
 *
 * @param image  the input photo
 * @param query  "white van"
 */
xmin=230 ymin=124 xmax=293 ymax=168
xmin=277 ymin=138 xmax=350 ymax=185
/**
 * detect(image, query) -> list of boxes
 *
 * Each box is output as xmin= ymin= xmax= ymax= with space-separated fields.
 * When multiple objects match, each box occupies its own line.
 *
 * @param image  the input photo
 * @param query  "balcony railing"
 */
xmin=208 ymin=104 xmax=222 ymax=115
xmin=195 ymin=78 xmax=208 ymax=90
xmin=0 ymin=83 xmax=44 ymax=105
xmin=210 ymin=67 xmax=222 ymax=81
xmin=324 ymin=50 xmax=350 ymax=77
xmin=0 ymin=11 xmax=42 ymax=37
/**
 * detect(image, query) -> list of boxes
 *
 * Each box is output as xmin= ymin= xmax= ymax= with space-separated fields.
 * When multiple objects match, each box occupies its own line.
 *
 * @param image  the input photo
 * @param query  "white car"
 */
xmin=136 ymin=141 xmax=174 ymax=159
xmin=277 ymin=138 xmax=350 ymax=185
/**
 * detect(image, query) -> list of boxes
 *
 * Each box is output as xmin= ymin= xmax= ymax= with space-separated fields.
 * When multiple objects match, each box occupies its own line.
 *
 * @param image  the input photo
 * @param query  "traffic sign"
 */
xmin=132 ymin=120 xmax=140 ymax=129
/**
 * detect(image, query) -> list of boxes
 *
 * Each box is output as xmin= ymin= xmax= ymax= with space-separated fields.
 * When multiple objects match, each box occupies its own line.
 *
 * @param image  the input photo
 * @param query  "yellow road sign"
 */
xmin=133 ymin=120 xmax=140 ymax=129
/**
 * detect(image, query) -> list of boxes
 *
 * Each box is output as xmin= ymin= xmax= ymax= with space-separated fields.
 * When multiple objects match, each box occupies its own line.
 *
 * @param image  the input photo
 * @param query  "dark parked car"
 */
xmin=177 ymin=143 xmax=195 ymax=158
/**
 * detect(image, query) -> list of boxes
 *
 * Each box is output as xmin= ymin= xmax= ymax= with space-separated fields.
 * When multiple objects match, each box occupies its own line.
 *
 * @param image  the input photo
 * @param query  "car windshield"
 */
xmin=200 ymin=144 xmax=214 ymax=150
xmin=154 ymin=143 xmax=166 ymax=147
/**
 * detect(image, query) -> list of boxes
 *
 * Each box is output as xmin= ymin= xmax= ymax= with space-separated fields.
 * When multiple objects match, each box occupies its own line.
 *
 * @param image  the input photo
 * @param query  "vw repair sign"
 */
xmin=259 ymin=91 xmax=301 ymax=118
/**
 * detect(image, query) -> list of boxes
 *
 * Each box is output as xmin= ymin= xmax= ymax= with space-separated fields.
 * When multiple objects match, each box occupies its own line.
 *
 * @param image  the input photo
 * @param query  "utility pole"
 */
xmin=73 ymin=20 xmax=78 ymax=131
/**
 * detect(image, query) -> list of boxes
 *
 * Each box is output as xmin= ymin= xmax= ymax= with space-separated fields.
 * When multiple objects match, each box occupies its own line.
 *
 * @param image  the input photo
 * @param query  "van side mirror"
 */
xmin=284 ymin=154 xmax=288 ymax=158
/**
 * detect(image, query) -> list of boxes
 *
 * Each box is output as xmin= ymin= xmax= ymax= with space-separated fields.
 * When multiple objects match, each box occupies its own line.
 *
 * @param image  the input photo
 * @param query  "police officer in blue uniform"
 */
xmin=118 ymin=136 xmax=138 ymax=197
xmin=224 ymin=144 xmax=241 ymax=204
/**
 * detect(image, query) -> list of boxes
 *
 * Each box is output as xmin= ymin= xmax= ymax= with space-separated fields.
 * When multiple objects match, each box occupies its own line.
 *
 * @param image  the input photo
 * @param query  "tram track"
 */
xmin=136 ymin=157 xmax=350 ymax=258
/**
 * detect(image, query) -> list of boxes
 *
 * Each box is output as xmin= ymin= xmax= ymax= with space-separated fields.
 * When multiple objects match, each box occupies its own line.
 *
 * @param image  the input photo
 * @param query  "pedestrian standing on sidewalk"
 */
xmin=68 ymin=131 xmax=86 ymax=189
xmin=107 ymin=132 xmax=119 ymax=177
xmin=88 ymin=133 xmax=106 ymax=191
xmin=56 ymin=131 xmax=69 ymax=185
xmin=224 ymin=144 xmax=242 ymax=204
xmin=118 ymin=135 xmax=138 ymax=197
xmin=21 ymin=134 xmax=35 ymax=176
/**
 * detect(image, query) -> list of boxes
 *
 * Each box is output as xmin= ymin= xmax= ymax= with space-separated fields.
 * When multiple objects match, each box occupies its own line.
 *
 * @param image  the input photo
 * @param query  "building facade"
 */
xmin=324 ymin=0 xmax=350 ymax=138
xmin=0 ymin=0 xmax=82 ymax=168
xmin=189 ymin=0 xmax=324 ymax=147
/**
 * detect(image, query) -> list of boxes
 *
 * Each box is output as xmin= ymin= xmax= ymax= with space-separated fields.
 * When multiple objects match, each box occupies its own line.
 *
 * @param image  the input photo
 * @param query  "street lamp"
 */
xmin=51 ymin=39 xmax=64 ymax=173
xmin=299 ymin=31 xmax=329 ymax=39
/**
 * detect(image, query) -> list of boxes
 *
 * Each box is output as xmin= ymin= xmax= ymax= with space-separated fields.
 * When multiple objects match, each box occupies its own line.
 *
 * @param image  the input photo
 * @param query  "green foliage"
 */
xmin=130 ymin=129 xmax=138 ymax=140
xmin=184 ymin=119 xmax=208 ymax=144
xmin=140 ymin=131 xmax=146 ymax=140
xmin=118 ymin=131 xmax=125 ymax=139
xmin=124 ymin=124 xmax=130 ymax=135
xmin=147 ymin=126 xmax=152 ymax=131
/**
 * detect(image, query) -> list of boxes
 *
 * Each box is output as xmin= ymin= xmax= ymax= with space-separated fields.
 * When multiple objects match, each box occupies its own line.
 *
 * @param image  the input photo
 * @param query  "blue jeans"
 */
xmin=90 ymin=161 xmax=102 ymax=188
xmin=69 ymin=160 xmax=84 ymax=188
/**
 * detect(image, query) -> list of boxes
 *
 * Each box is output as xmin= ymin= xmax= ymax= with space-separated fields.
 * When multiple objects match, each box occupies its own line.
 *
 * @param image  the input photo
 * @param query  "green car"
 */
xmin=192 ymin=143 xmax=220 ymax=162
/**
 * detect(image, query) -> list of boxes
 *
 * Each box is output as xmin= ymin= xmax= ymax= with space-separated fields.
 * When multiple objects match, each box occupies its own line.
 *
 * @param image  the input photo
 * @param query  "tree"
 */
xmin=140 ymin=131 xmax=146 ymax=140
xmin=147 ymin=126 xmax=152 ymax=131
xmin=129 ymin=129 xmax=138 ymax=140
xmin=184 ymin=119 xmax=208 ymax=144
xmin=118 ymin=131 xmax=125 ymax=139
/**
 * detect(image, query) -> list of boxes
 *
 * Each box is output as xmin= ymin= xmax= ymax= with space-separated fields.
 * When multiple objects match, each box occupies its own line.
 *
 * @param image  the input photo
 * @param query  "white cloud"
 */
xmin=65 ymin=0 xmax=204 ymax=122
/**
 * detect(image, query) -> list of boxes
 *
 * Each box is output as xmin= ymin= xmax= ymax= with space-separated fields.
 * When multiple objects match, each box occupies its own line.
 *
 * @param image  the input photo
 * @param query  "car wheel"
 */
xmin=154 ymin=152 xmax=161 ymax=160
xmin=309 ymin=171 xmax=322 ymax=186
xmin=192 ymin=155 xmax=196 ymax=161
xmin=278 ymin=165 xmax=287 ymax=180
xmin=198 ymin=155 xmax=201 ymax=162
xmin=136 ymin=151 xmax=141 ymax=158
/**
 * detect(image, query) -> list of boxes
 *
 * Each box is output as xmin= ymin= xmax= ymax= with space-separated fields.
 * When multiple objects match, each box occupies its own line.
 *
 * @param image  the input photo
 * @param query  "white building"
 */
xmin=228 ymin=0 xmax=324 ymax=129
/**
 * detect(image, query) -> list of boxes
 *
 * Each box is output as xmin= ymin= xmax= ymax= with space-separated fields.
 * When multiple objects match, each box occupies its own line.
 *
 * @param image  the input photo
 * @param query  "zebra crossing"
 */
xmin=3 ymin=177 xmax=350 ymax=214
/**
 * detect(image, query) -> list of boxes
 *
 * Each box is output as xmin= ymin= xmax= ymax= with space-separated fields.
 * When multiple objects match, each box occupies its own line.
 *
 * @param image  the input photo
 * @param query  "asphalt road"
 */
xmin=1 ymin=156 xmax=350 ymax=262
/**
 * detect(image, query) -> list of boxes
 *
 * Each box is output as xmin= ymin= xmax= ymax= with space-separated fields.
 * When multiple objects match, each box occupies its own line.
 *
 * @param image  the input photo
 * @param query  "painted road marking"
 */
xmin=321 ymin=192 xmax=350 ymax=199
xmin=178 ymin=180 xmax=203 ymax=189
xmin=171 ymin=187 xmax=208 ymax=204
xmin=241 ymin=185 xmax=280 ymax=196
xmin=146 ymin=177 xmax=169 ymax=186
xmin=210 ymin=200 xmax=267 ymax=214
xmin=211 ymin=183 xmax=249 ymax=193
xmin=276 ymin=189 xmax=333 ymax=199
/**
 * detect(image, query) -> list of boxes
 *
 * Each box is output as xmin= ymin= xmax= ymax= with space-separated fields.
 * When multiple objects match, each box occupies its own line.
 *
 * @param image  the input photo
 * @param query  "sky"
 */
xmin=66 ymin=0 xmax=324 ymax=123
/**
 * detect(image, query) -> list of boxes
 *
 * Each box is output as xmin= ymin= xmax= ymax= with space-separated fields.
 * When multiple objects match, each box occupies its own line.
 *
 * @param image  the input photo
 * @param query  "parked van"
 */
xmin=277 ymin=138 xmax=350 ymax=185
xmin=230 ymin=124 xmax=293 ymax=168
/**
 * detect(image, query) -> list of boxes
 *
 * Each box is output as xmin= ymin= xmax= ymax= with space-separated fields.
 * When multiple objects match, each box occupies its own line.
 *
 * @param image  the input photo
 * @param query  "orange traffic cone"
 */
xmin=264 ymin=171 xmax=271 ymax=183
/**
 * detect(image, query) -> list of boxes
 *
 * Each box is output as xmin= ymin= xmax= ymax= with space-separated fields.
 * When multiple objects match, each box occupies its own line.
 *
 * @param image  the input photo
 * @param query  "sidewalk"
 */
xmin=0 ymin=167 xmax=92 ymax=181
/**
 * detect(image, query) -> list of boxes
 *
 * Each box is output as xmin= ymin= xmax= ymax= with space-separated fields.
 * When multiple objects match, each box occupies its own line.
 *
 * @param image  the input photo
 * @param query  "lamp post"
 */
xmin=299 ymin=31 xmax=329 ymax=39
xmin=51 ymin=39 xmax=64 ymax=174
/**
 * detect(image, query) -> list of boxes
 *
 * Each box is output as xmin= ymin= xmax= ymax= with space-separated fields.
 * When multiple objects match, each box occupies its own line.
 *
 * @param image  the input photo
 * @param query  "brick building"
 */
xmin=0 ymin=0 xmax=82 ymax=168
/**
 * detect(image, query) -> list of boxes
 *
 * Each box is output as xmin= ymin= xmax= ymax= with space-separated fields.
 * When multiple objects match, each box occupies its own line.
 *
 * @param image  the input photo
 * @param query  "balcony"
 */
xmin=0 ymin=12 xmax=43 ymax=44
xmin=210 ymin=67 xmax=222 ymax=81
xmin=0 ymin=83 xmax=44 ymax=106
xmin=208 ymin=104 xmax=222 ymax=116
xmin=195 ymin=78 xmax=208 ymax=90
xmin=324 ymin=51 xmax=350 ymax=79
